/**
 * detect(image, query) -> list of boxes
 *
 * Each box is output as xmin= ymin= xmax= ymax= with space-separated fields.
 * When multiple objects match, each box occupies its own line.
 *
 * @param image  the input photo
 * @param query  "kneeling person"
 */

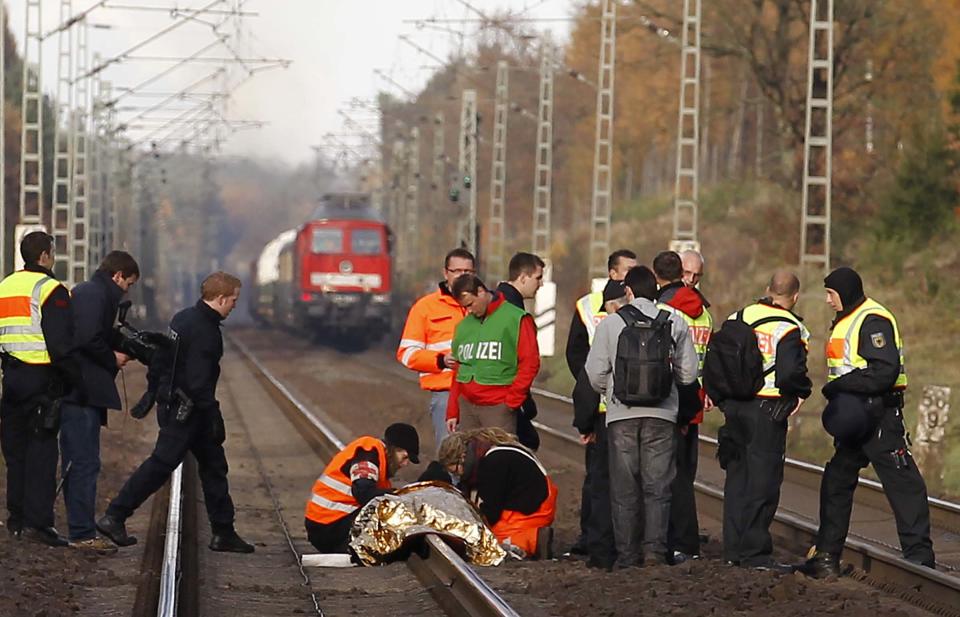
xmin=437 ymin=428 xmax=557 ymax=558
xmin=304 ymin=423 xmax=420 ymax=553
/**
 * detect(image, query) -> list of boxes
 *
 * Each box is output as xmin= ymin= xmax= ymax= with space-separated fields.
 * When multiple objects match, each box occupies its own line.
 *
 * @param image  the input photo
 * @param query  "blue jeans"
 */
xmin=428 ymin=391 xmax=450 ymax=452
xmin=60 ymin=403 xmax=104 ymax=541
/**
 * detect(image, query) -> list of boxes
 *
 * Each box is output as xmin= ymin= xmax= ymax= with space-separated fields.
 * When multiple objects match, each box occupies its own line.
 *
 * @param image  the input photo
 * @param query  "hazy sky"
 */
xmin=8 ymin=1 xmax=575 ymax=166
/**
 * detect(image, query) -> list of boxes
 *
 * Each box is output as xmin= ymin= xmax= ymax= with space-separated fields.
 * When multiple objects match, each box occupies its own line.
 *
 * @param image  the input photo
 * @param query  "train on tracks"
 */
xmin=250 ymin=192 xmax=393 ymax=344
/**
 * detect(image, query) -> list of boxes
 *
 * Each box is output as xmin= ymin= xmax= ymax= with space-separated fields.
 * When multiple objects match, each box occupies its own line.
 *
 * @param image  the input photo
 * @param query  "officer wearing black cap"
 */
xmin=799 ymin=267 xmax=935 ymax=577
xmin=304 ymin=423 xmax=420 ymax=553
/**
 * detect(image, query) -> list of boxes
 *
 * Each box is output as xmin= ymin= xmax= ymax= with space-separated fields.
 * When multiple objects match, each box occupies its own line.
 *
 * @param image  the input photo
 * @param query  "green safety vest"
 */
xmin=452 ymin=299 xmax=525 ymax=386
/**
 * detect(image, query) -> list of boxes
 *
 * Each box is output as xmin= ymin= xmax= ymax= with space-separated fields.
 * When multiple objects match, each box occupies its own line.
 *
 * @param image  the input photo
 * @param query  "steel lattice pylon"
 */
xmin=88 ymin=67 xmax=105 ymax=271
xmin=405 ymin=126 xmax=420 ymax=275
xmin=588 ymin=0 xmax=617 ymax=281
xmin=19 ymin=0 xmax=44 ymax=228
xmin=532 ymin=39 xmax=554 ymax=260
xmin=487 ymin=61 xmax=508 ymax=281
xmin=457 ymin=89 xmax=478 ymax=255
xmin=799 ymin=0 xmax=834 ymax=270
xmin=70 ymin=21 xmax=91 ymax=284
xmin=53 ymin=0 xmax=74 ymax=282
xmin=671 ymin=0 xmax=702 ymax=252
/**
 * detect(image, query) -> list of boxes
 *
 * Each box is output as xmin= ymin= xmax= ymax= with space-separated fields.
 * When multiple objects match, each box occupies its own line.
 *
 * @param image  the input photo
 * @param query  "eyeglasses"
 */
xmin=446 ymin=268 xmax=475 ymax=276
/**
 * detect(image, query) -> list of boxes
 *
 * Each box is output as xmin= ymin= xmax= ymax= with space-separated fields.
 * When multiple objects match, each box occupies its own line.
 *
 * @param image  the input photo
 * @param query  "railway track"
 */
xmin=214 ymin=327 xmax=960 ymax=617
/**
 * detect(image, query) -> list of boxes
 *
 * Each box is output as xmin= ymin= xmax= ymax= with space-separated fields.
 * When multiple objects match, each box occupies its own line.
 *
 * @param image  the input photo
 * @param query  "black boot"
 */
xmin=96 ymin=514 xmax=138 ymax=547
xmin=210 ymin=530 xmax=255 ymax=553
xmin=22 ymin=526 xmax=68 ymax=547
xmin=797 ymin=551 xmax=841 ymax=578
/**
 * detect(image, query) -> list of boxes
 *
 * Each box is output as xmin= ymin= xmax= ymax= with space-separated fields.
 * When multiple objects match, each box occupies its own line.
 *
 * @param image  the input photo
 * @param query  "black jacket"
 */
xmin=65 ymin=270 xmax=124 ymax=411
xmin=0 ymin=265 xmax=82 ymax=404
xmin=474 ymin=445 xmax=548 ymax=525
xmin=159 ymin=300 xmax=225 ymax=415
xmin=565 ymin=310 xmax=590 ymax=378
xmin=495 ymin=282 xmax=540 ymax=450
xmin=822 ymin=312 xmax=900 ymax=399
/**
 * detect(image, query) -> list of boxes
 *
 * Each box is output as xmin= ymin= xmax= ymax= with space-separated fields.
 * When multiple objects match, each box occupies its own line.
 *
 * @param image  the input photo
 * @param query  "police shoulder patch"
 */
xmin=870 ymin=332 xmax=886 ymax=348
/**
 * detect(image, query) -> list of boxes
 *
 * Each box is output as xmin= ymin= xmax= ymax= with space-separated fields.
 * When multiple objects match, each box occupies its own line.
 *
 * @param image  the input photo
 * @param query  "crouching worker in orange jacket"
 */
xmin=428 ymin=428 xmax=557 ymax=559
xmin=304 ymin=423 xmax=420 ymax=553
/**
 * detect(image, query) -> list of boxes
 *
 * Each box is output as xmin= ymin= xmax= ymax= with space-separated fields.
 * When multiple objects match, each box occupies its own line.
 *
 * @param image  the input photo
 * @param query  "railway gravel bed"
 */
xmin=232 ymin=325 xmax=944 ymax=617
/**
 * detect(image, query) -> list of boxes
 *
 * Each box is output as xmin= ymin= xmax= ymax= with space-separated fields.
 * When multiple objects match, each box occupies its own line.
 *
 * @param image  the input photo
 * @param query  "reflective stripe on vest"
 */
xmin=826 ymin=298 xmax=907 ymax=390
xmin=736 ymin=303 xmax=810 ymax=398
xmin=304 ymin=436 xmax=392 ymax=524
xmin=575 ymin=291 xmax=606 ymax=345
xmin=0 ymin=271 xmax=61 ymax=364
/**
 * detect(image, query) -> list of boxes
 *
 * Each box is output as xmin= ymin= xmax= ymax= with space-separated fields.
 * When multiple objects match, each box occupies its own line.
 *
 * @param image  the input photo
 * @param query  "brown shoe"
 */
xmin=69 ymin=536 xmax=119 ymax=555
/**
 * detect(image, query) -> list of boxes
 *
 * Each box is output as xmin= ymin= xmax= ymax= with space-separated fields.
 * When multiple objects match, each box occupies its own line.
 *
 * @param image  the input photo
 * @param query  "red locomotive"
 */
xmin=251 ymin=193 xmax=392 ymax=343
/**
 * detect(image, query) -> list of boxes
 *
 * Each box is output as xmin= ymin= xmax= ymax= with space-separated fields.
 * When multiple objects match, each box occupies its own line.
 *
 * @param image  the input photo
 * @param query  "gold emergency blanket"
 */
xmin=349 ymin=481 xmax=506 ymax=567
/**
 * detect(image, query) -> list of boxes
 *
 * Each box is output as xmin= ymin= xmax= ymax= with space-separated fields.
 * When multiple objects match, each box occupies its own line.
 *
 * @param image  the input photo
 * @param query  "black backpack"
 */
xmin=702 ymin=310 xmax=790 ymax=402
xmin=613 ymin=305 xmax=675 ymax=406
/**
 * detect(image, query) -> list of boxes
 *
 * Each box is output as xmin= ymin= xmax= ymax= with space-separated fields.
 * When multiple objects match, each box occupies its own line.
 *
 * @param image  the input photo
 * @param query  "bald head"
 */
xmin=767 ymin=270 xmax=800 ymax=309
xmin=680 ymin=250 xmax=704 ymax=287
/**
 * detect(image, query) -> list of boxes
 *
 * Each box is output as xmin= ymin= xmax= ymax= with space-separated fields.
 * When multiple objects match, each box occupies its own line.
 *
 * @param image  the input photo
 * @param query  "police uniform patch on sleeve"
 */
xmin=349 ymin=461 xmax=380 ymax=482
xmin=871 ymin=332 xmax=886 ymax=348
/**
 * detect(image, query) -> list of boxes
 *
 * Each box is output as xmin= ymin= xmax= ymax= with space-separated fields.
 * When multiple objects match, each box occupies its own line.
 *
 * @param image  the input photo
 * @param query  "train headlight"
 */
xmin=372 ymin=293 xmax=391 ymax=304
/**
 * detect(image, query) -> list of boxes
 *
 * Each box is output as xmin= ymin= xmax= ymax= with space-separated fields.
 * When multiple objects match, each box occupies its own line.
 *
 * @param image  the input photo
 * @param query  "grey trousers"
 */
xmin=428 ymin=391 xmax=450 ymax=451
xmin=457 ymin=398 xmax=517 ymax=435
xmin=608 ymin=417 xmax=677 ymax=565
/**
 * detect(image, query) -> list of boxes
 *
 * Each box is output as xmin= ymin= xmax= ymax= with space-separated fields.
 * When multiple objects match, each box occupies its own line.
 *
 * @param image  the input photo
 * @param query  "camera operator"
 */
xmin=0 ymin=232 xmax=82 ymax=547
xmin=98 ymin=272 xmax=255 ymax=553
xmin=59 ymin=251 xmax=139 ymax=554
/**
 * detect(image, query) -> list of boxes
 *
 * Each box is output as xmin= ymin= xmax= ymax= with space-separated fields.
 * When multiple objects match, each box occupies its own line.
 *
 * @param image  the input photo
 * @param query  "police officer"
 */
xmin=711 ymin=270 xmax=811 ymax=572
xmin=799 ymin=267 xmax=935 ymax=577
xmin=97 ymin=272 xmax=254 ymax=553
xmin=304 ymin=423 xmax=419 ymax=553
xmin=565 ymin=249 xmax=636 ymax=557
xmin=0 ymin=231 xmax=81 ymax=546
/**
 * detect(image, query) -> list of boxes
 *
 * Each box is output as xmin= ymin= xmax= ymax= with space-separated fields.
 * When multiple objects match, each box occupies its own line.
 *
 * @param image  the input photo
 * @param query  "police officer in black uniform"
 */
xmin=799 ymin=267 xmax=935 ymax=577
xmin=0 ymin=232 xmax=82 ymax=546
xmin=97 ymin=271 xmax=254 ymax=553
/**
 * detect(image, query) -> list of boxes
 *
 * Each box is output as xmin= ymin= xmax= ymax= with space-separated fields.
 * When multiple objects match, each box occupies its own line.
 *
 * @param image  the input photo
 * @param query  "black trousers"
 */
xmin=721 ymin=399 xmax=787 ymax=566
xmin=0 ymin=397 xmax=58 ymax=530
xmin=668 ymin=423 xmax=700 ymax=555
xmin=305 ymin=513 xmax=358 ymax=553
xmin=107 ymin=405 xmax=235 ymax=533
xmin=585 ymin=420 xmax=615 ymax=565
xmin=577 ymin=439 xmax=595 ymax=545
xmin=817 ymin=405 xmax=935 ymax=565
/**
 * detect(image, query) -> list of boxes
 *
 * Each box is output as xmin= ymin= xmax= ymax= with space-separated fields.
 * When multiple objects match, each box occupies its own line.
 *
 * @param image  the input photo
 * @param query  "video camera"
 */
xmin=111 ymin=300 xmax=173 ymax=366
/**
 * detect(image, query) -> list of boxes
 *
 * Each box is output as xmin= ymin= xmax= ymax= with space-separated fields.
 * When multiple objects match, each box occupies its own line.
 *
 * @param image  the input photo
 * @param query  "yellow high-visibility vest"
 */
xmin=576 ymin=291 xmax=608 ymax=412
xmin=733 ymin=303 xmax=810 ymax=398
xmin=660 ymin=303 xmax=713 ymax=375
xmin=826 ymin=297 xmax=907 ymax=390
xmin=0 ymin=270 xmax=62 ymax=365
xmin=576 ymin=291 xmax=606 ymax=345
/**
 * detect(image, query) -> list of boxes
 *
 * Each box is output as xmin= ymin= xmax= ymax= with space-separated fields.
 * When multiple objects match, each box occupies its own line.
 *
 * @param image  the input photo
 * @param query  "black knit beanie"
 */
xmin=823 ymin=267 xmax=865 ymax=311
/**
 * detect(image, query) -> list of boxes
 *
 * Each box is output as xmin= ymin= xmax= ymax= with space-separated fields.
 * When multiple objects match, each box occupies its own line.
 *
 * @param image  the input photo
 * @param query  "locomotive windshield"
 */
xmin=311 ymin=228 xmax=343 ymax=254
xmin=351 ymin=229 xmax=383 ymax=255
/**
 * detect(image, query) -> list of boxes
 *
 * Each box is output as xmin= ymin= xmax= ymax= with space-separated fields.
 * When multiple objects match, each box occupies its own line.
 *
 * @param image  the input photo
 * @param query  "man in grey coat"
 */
xmin=585 ymin=265 xmax=698 ymax=567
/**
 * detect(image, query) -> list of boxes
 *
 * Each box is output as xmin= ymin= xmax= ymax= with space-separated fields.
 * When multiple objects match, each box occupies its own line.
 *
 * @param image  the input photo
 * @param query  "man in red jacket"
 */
xmin=446 ymin=275 xmax=540 ymax=435
xmin=654 ymin=250 xmax=713 ymax=563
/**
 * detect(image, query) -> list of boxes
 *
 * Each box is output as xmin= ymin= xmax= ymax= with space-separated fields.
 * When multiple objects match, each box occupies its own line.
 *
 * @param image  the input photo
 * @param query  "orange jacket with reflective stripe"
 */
xmin=397 ymin=286 xmax=466 ymax=391
xmin=485 ymin=446 xmax=558 ymax=556
xmin=304 ymin=436 xmax=392 ymax=524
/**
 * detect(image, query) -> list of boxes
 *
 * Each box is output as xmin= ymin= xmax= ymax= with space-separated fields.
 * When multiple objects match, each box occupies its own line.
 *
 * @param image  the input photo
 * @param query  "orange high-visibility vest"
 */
xmin=486 ymin=446 xmax=558 ymax=556
xmin=397 ymin=288 xmax=467 ymax=391
xmin=304 ymin=436 xmax=392 ymax=524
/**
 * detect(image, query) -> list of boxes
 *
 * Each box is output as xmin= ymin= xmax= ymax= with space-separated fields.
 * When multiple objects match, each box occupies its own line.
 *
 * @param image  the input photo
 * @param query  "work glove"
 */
xmin=130 ymin=390 xmax=157 ymax=419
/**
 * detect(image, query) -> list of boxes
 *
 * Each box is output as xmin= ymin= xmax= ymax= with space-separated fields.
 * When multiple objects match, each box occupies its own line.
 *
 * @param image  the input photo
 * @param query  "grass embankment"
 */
xmin=536 ymin=180 xmax=960 ymax=497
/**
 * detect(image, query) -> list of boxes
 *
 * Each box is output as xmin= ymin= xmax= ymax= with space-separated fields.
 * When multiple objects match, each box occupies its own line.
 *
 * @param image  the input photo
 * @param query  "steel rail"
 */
xmin=529 ymin=386 xmax=960 ymax=533
xmin=228 ymin=336 xmax=520 ymax=617
xmin=156 ymin=464 xmax=184 ymax=617
xmin=528 ymin=387 xmax=960 ymax=617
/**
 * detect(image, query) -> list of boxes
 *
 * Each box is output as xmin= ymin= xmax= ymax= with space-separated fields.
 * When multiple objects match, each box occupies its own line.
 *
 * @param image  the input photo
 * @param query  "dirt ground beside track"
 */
xmin=236 ymin=327 xmax=939 ymax=617
xmin=0 ymin=369 xmax=159 ymax=617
